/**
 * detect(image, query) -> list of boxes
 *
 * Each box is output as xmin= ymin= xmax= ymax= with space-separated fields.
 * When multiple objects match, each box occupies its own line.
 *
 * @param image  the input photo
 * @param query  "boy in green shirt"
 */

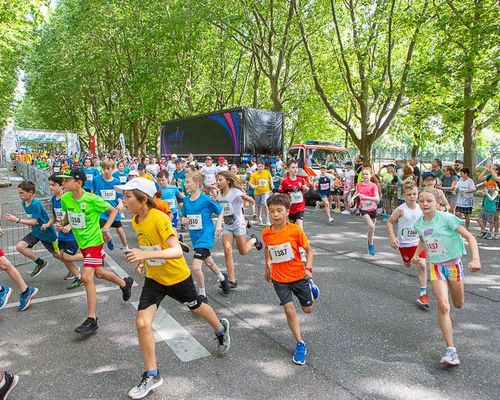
xmin=57 ymin=168 xmax=134 ymax=334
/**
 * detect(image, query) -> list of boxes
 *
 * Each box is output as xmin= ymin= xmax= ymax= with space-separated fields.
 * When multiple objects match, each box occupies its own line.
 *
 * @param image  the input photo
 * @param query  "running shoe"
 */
xmin=328 ymin=217 xmax=335 ymax=224
xmin=220 ymin=273 xmax=230 ymax=295
xmin=18 ymin=286 xmax=38 ymax=311
xmin=178 ymin=235 xmax=190 ymax=253
xmin=476 ymin=230 xmax=487 ymax=238
xmin=75 ymin=317 xmax=98 ymax=335
xmin=315 ymin=202 xmax=320 ymax=211
xmin=308 ymin=279 xmax=320 ymax=300
xmin=107 ymin=239 xmax=115 ymax=251
xmin=417 ymin=294 xmax=430 ymax=309
xmin=0 ymin=286 xmax=13 ymax=310
xmin=228 ymin=280 xmax=238 ymax=289
xmin=440 ymin=347 xmax=460 ymax=366
xmin=216 ymin=318 xmax=230 ymax=354
xmin=251 ymin=234 xmax=263 ymax=250
xmin=198 ymin=295 xmax=208 ymax=304
xmin=340 ymin=210 xmax=350 ymax=215
xmin=30 ymin=260 xmax=48 ymax=277
xmin=484 ymin=231 xmax=493 ymax=240
xmin=67 ymin=278 xmax=83 ymax=290
xmin=368 ymin=244 xmax=375 ymax=256
xmin=121 ymin=277 xmax=134 ymax=301
xmin=64 ymin=268 xmax=80 ymax=280
xmin=292 ymin=341 xmax=307 ymax=365
xmin=0 ymin=371 xmax=19 ymax=400
xmin=246 ymin=220 xmax=252 ymax=229
xmin=128 ymin=372 xmax=164 ymax=399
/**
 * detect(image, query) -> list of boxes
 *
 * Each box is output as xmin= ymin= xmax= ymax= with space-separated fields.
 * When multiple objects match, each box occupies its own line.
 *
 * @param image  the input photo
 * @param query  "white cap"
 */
xmin=171 ymin=154 xmax=178 ymax=159
xmin=115 ymin=178 xmax=157 ymax=198
xmin=128 ymin=169 xmax=139 ymax=176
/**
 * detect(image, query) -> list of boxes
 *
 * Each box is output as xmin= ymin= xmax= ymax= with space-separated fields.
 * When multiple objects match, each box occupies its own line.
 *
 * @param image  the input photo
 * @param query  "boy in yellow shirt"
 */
xmin=249 ymin=161 xmax=272 ymax=225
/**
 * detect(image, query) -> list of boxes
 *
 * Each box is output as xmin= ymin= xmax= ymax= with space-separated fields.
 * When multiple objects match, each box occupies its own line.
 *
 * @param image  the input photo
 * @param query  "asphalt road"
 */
xmin=0 ymin=181 xmax=499 ymax=400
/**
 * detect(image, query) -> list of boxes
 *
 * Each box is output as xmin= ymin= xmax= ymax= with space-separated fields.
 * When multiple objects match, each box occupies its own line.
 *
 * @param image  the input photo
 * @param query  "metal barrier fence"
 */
xmin=0 ymin=197 xmax=53 ymax=268
xmin=13 ymin=161 xmax=52 ymax=196
xmin=0 ymin=160 xmax=12 ymax=187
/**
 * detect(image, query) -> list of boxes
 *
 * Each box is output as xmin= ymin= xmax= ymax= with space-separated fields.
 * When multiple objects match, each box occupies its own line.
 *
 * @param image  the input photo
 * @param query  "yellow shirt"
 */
xmin=140 ymin=172 xmax=154 ymax=182
xmin=250 ymin=170 xmax=272 ymax=195
xmin=131 ymin=208 xmax=191 ymax=286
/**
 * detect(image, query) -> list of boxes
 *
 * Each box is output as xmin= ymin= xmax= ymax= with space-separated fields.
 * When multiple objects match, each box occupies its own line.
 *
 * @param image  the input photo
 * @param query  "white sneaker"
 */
xmin=315 ymin=202 xmax=320 ymax=211
xmin=440 ymin=347 xmax=460 ymax=366
xmin=128 ymin=372 xmax=164 ymax=399
xmin=328 ymin=218 xmax=334 ymax=224
xmin=341 ymin=210 xmax=350 ymax=215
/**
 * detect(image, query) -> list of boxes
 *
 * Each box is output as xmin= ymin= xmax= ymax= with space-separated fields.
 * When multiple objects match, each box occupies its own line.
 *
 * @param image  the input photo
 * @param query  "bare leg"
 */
xmin=15 ymin=241 xmax=39 ymax=261
xmin=0 ymin=255 xmax=28 ymax=292
xmin=136 ymin=305 xmax=158 ymax=371
xmin=222 ymin=235 xmax=236 ymax=282
xmin=432 ymin=280 xmax=455 ymax=347
xmin=191 ymin=258 xmax=205 ymax=289
xmin=191 ymin=303 xmax=223 ymax=332
xmin=283 ymin=302 xmax=303 ymax=342
xmin=81 ymin=267 xmax=97 ymax=318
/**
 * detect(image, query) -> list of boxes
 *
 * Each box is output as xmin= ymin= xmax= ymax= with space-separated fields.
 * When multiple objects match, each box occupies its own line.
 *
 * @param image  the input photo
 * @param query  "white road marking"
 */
xmin=132 ymin=302 xmax=211 ymax=362
xmin=3 ymin=285 xmax=121 ymax=309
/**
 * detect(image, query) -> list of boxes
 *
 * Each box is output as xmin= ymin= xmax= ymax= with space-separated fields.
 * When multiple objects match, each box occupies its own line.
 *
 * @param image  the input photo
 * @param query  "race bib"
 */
xmin=54 ymin=208 xmax=64 ymax=221
xmin=360 ymin=200 xmax=374 ymax=211
xmin=166 ymin=199 xmax=176 ymax=210
xmin=53 ymin=166 xmax=61 ymax=173
xmin=290 ymin=191 xmax=303 ymax=204
xmin=258 ymin=179 xmax=268 ymax=187
xmin=222 ymin=202 xmax=234 ymax=216
xmin=140 ymin=245 xmax=163 ymax=267
xmin=119 ymin=176 xmax=127 ymax=183
xmin=100 ymin=189 xmax=116 ymax=201
xmin=320 ymin=183 xmax=330 ymax=191
xmin=268 ymin=242 xmax=295 ymax=263
xmin=400 ymin=227 xmax=417 ymax=238
xmin=425 ymin=238 xmax=446 ymax=256
xmin=68 ymin=212 xmax=86 ymax=229
xmin=188 ymin=214 xmax=203 ymax=230
xmin=86 ymin=174 xmax=94 ymax=182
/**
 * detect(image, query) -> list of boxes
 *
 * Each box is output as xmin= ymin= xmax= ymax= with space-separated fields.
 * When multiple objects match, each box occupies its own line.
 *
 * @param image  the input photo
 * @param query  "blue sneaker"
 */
xmin=19 ymin=286 xmax=39 ymax=311
xmin=293 ymin=341 xmax=307 ymax=365
xmin=368 ymin=244 xmax=375 ymax=256
xmin=107 ymin=240 xmax=115 ymax=251
xmin=308 ymin=279 xmax=320 ymax=300
xmin=0 ymin=285 xmax=13 ymax=310
xmin=382 ymin=214 xmax=389 ymax=222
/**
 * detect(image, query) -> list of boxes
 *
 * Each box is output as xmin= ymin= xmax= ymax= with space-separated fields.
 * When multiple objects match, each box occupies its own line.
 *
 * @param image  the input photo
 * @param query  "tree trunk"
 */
xmin=358 ymin=137 xmax=373 ymax=164
xmin=463 ymin=108 xmax=476 ymax=173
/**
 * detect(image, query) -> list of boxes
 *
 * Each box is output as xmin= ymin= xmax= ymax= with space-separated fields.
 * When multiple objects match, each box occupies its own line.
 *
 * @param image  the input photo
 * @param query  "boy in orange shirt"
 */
xmin=262 ymin=194 xmax=319 ymax=366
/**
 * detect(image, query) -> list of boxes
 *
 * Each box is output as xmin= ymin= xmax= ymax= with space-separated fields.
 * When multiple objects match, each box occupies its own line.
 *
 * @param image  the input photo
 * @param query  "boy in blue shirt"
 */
xmin=180 ymin=171 xmax=230 ymax=300
xmin=157 ymin=171 xmax=184 ymax=228
xmin=3 ymin=181 xmax=58 ymax=277
xmin=93 ymin=160 xmax=129 ymax=250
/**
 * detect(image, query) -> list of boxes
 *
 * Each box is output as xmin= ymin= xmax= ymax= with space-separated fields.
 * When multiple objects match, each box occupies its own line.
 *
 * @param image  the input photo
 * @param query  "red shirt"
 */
xmin=278 ymin=176 xmax=309 ymax=214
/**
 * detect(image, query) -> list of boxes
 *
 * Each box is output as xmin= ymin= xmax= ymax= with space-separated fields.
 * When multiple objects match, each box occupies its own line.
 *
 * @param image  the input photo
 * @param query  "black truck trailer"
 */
xmin=160 ymin=108 xmax=284 ymax=161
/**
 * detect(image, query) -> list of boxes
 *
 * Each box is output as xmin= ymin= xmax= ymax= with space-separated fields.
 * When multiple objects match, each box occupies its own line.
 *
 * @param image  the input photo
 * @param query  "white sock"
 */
xmin=217 ymin=272 xmax=225 ymax=281
xmin=198 ymin=287 xmax=206 ymax=296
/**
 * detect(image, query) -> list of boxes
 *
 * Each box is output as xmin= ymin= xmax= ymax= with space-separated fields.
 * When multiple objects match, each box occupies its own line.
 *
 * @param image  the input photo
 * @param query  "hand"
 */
xmin=41 ymin=223 xmax=49 ymax=231
xmin=3 ymin=213 xmax=17 ymax=223
xmin=215 ymin=224 xmax=222 ymax=237
xmin=468 ymin=258 xmax=481 ymax=272
xmin=302 ymin=185 xmax=309 ymax=192
xmin=117 ymin=203 xmax=124 ymax=211
xmin=62 ymin=225 xmax=72 ymax=234
xmin=264 ymin=268 xmax=271 ymax=282
xmin=134 ymin=261 xmax=146 ymax=275
xmin=390 ymin=238 xmax=399 ymax=249
xmin=125 ymin=248 xmax=147 ymax=263
xmin=304 ymin=270 xmax=312 ymax=280
xmin=102 ymin=230 xmax=112 ymax=242
xmin=410 ymin=256 xmax=419 ymax=265
xmin=181 ymin=216 xmax=189 ymax=225
xmin=55 ymin=221 xmax=63 ymax=232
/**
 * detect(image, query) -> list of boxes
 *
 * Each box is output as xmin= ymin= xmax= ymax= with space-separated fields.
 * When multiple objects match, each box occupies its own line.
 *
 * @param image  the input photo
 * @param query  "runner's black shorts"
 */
xmin=138 ymin=276 xmax=202 ymax=311
xmin=360 ymin=209 xmax=377 ymax=219
xmin=58 ymin=240 xmax=79 ymax=256
xmin=21 ymin=233 xmax=57 ymax=254
xmin=272 ymin=279 xmax=313 ymax=307
xmin=193 ymin=248 xmax=211 ymax=260
xmin=99 ymin=219 xmax=123 ymax=229
xmin=289 ymin=211 xmax=304 ymax=222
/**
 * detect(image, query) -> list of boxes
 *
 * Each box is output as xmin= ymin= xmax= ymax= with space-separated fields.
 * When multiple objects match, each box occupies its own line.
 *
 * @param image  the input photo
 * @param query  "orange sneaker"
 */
xmin=417 ymin=294 xmax=430 ymax=309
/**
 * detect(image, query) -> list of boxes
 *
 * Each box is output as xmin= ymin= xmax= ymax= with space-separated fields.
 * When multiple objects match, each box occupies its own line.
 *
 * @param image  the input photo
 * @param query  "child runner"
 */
xmin=0 ymin=224 xmax=38 ymax=310
xmin=278 ymin=161 xmax=309 ymax=229
xmin=93 ymin=160 xmax=129 ymax=250
xmin=248 ymin=161 xmax=273 ymax=225
xmin=116 ymin=178 xmax=230 ymax=399
xmin=421 ymin=171 xmax=450 ymax=212
xmin=329 ymin=171 xmax=343 ymax=213
xmin=58 ymin=168 xmax=134 ymax=334
xmin=413 ymin=189 xmax=481 ymax=366
xmin=3 ymin=181 xmax=58 ymax=277
xmin=476 ymin=180 xmax=498 ymax=239
xmin=113 ymin=161 xmax=129 ymax=184
xmin=314 ymin=165 xmax=334 ymax=223
xmin=157 ymin=171 xmax=184 ymax=228
xmin=43 ymin=174 xmax=83 ymax=289
xmin=262 ymin=194 xmax=318 ymax=366
xmin=350 ymin=167 xmax=380 ymax=256
xmin=454 ymin=168 xmax=476 ymax=229
xmin=180 ymin=171 xmax=230 ymax=299
xmin=82 ymin=157 xmax=99 ymax=192
xmin=386 ymin=183 xmax=428 ymax=308
xmin=216 ymin=171 xmax=262 ymax=288
xmin=341 ymin=161 xmax=355 ymax=215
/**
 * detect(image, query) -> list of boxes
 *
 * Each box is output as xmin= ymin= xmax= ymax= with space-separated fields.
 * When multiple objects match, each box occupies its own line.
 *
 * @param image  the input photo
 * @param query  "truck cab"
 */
xmin=287 ymin=141 xmax=352 ymax=203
